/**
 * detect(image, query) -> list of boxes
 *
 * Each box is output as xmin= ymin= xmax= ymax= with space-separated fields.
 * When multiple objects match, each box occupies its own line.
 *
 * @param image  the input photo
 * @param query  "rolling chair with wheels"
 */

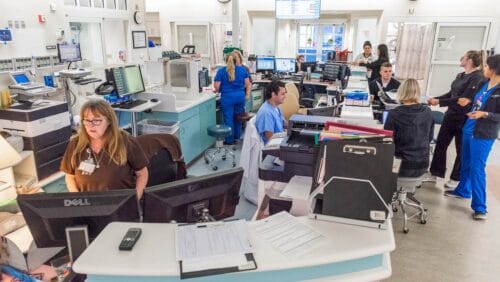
xmin=392 ymin=174 xmax=428 ymax=233
xmin=204 ymin=124 xmax=236 ymax=170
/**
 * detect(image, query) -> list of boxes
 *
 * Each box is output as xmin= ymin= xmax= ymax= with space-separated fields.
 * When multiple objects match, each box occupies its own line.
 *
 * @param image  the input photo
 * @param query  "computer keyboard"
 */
xmin=118 ymin=99 xmax=147 ymax=109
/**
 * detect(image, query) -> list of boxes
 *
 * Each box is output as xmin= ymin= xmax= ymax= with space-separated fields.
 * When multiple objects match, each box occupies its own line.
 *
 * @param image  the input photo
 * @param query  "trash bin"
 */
xmin=137 ymin=119 xmax=179 ymax=138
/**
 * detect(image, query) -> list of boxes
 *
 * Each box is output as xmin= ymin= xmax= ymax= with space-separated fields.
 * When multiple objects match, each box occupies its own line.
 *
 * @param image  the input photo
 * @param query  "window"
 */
xmin=297 ymin=23 xmax=345 ymax=62
xmin=105 ymin=0 xmax=115 ymax=9
xmin=116 ymin=0 xmax=126 ymax=10
xmin=93 ymin=0 xmax=103 ymax=8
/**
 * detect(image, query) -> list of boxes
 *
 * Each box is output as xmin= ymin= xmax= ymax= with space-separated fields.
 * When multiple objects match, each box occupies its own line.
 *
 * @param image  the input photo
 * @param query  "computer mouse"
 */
xmin=150 ymin=98 xmax=159 ymax=102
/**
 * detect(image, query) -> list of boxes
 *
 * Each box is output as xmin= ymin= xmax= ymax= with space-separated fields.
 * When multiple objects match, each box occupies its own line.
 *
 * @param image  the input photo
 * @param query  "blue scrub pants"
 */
xmin=453 ymin=132 xmax=494 ymax=213
xmin=220 ymin=92 xmax=245 ymax=144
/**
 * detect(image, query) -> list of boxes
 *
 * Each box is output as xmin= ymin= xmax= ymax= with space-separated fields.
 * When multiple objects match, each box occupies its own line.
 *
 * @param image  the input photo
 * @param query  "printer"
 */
xmin=8 ymin=71 xmax=57 ymax=98
xmin=0 ymin=100 xmax=71 ymax=179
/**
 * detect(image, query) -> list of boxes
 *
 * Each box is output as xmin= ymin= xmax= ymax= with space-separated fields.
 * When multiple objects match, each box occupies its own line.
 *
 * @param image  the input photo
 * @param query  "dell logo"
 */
xmin=64 ymin=199 xmax=91 ymax=207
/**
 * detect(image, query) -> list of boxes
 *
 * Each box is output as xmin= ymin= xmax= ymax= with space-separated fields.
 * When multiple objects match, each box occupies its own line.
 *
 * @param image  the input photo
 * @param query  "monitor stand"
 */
xmin=65 ymin=226 xmax=89 ymax=263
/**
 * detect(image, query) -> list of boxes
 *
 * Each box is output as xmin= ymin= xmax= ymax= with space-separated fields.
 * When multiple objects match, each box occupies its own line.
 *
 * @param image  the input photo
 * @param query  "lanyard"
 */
xmin=473 ymin=83 xmax=497 ymax=111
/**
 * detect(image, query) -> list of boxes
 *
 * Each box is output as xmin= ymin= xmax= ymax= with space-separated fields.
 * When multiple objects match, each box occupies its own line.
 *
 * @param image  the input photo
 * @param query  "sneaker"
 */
xmin=472 ymin=212 xmax=487 ymax=220
xmin=444 ymin=190 xmax=469 ymax=199
xmin=422 ymin=172 xmax=437 ymax=183
xmin=445 ymin=180 xmax=459 ymax=189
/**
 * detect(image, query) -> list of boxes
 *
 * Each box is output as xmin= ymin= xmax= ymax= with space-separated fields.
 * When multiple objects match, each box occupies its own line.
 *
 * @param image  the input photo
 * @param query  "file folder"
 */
xmin=179 ymin=253 xmax=257 ymax=279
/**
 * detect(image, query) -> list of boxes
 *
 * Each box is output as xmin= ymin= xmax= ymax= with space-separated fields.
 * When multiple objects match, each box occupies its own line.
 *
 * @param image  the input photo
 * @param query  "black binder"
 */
xmin=311 ymin=139 xmax=397 ymax=228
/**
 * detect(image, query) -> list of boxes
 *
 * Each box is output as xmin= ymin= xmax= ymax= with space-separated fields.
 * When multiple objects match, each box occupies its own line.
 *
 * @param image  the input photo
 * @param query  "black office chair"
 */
xmin=136 ymin=133 xmax=187 ymax=187
xmin=299 ymin=76 xmax=315 ymax=108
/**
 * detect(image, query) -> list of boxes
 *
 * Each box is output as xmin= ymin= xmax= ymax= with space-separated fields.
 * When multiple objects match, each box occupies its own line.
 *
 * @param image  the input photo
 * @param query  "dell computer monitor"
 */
xmin=256 ymin=56 xmax=275 ymax=72
xmin=57 ymin=43 xmax=82 ymax=63
xmin=143 ymin=167 xmax=243 ymax=223
xmin=112 ymin=65 xmax=145 ymax=97
xmin=17 ymin=190 xmax=140 ymax=248
xmin=275 ymin=58 xmax=296 ymax=73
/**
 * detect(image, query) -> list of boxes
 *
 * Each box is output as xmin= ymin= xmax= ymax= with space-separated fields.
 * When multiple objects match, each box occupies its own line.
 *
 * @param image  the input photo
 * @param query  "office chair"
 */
xmin=392 ymin=173 xmax=428 ymax=233
xmin=299 ymin=76 xmax=315 ymax=108
xmin=204 ymin=125 xmax=236 ymax=170
xmin=137 ymin=133 xmax=187 ymax=187
xmin=279 ymin=82 xmax=306 ymax=123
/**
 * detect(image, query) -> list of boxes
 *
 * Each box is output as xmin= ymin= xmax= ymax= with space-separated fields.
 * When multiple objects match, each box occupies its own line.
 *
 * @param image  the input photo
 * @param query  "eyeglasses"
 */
xmin=82 ymin=119 xmax=104 ymax=126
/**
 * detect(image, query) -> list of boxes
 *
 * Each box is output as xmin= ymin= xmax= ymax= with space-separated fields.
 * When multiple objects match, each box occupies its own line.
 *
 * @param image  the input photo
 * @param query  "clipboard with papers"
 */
xmin=175 ymin=219 xmax=257 ymax=279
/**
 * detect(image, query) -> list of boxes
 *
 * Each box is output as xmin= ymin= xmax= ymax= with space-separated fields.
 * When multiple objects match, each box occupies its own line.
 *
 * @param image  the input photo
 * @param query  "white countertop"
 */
xmin=73 ymin=217 xmax=394 ymax=277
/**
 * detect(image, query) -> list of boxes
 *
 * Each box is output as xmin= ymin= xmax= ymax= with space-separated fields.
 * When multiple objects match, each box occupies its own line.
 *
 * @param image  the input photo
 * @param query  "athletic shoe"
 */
xmin=422 ymin=172 xmax=437 ymax=183
xmin=472 ymin=212 xmax=487 ymax=220
xmin=445 ymin=180 xmax=459 ymax=189
xmin=444 ymin=190 xmax=469 ymax=199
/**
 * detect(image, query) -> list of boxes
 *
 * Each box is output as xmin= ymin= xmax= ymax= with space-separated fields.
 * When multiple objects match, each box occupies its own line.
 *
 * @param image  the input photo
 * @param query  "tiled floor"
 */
xmin=188 ymin=133 xmax=500 ymax=281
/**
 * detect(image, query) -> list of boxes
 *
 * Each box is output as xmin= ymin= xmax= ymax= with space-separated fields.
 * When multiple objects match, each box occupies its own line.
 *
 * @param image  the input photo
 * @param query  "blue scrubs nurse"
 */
xmin=214 ymin=54 xmax=251 ymax=145
xmin=445 ymin=54 xmax=500 ymax=220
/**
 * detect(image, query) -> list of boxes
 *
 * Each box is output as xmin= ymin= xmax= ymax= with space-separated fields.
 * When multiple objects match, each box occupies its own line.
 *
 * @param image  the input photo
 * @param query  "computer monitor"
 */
xmin=275 ymin=58 xmax=296 ymax=73
xmin=17 ymin=189 xmax=140 ymax=248
xmin=143 ymin=167 xmax=243 ymax=223
xmin=323 ymin=63 xmax=340 ymax=81
xmin=256 ymin=56 xmax=275 ymax=72
xmin=301 ymin=61 xmax=317 ymax=72
xmin=112 ymin=65 xmax=145 ymax=97
xmin=57 ymin=43 xmax=82 ymax=63
xmin=9 ymin=71 xmax=31 ymax=84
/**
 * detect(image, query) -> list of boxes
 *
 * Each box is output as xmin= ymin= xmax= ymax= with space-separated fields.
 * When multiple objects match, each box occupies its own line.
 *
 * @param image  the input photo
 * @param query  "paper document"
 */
xmin=280 ymin=175 xmax=312 ymax=200
xmin=175 ymin=220 xmax=253 ymax=262
xmin=254 ymin=212 xmax=325 ymax=257
xmin=264 ymin=137 xmax=284 ymax=150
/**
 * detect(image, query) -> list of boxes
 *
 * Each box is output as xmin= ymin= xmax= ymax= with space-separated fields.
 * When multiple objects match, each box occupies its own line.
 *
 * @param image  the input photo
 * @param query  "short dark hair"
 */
xmin=363 ymin=41 xmax=372 ymax=48
xmin=265 ymin=79 xmax=285 ymax=100
xmin=486 ymin=54 xmax=500 ymax=75
xmin=381 ymin=62 xmax=392 ymax=69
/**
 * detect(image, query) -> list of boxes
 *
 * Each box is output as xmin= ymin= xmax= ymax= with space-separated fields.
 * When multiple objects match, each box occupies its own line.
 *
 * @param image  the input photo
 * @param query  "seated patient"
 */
xmin=255 ymin=80 xmax=287 ymax=144
xmin=384 ymin=79 xmax=434 ymax=177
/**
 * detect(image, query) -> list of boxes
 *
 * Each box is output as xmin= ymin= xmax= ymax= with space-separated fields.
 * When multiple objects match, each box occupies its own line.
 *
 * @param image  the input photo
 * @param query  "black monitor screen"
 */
xmin=57 ymin=43 xmax=82 ymax=63
xmin=112 ymin=65 xmax=145 ymax=97
xmin=143 ymin=167 xmax=243 ymax=223
xmin=256 ymin=56 xmax=275 ymax=72
xmin=17 ymin=190 xmax=140 ymax=248
xmin=301 ymin=61 xmax=317 ymax=72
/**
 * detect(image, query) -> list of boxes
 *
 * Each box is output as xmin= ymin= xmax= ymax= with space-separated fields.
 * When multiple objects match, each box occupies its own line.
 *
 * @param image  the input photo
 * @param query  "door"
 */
xmin=426 ymin=23 xmax=489 ymax=96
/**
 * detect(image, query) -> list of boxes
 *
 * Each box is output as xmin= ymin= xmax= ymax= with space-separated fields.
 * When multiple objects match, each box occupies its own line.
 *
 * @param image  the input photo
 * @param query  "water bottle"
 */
xmin=306 ymin=66 xmax=311 ymax=80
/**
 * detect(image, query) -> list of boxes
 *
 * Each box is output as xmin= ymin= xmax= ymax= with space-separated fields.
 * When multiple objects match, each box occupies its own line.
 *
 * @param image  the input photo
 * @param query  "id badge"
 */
xmin=78 ymin=159 xmax=96 ymax=175
xmin=474 ymin=100 xmax=482 ymax=111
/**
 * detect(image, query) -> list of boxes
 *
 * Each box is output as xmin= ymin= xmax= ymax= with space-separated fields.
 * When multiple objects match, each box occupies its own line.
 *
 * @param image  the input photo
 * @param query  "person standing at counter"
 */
xmin=214 ymin=53 xmax=252 ymax=145
xmin=425 ymin=50 xmax=485 ymax=189
xmin=445 ymin=54 xmax=500 ymax=220
xmin=356 ymin=44 xmax=389 ymax=82
xmin=60 ymin=99 xmax=149 ymax=198
xmin=255 ymin=80 xmax=286 ymax=144
xmin=354 ymin=41 xmax=376 ymax=64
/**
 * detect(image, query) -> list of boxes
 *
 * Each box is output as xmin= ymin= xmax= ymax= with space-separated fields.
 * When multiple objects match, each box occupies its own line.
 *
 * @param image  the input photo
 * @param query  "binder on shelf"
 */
xmin=179 ymin=253 xmax=257 ymax=279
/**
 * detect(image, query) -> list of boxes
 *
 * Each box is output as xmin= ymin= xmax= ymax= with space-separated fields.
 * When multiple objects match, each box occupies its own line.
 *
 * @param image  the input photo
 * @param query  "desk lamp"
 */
xmin=0 ymin=135 xmax=22 ymax=170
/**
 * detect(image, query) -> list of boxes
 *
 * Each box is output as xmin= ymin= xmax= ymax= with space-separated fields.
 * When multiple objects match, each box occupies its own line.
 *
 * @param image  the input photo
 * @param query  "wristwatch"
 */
xmin=485 ymin=112 xmax=489 ymax=118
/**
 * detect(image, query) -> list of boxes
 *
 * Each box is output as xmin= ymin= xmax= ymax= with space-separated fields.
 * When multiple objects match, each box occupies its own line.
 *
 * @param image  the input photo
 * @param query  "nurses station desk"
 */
xmin=73 ymin=218 xmax=395 ymax=281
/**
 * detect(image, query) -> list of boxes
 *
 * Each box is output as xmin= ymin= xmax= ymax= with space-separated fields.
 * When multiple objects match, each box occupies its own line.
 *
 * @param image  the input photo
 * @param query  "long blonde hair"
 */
xmin=397 ymin=78 xmax=421 ymax=104
xmin=231 ymin=50 xmax=244 ymax=65
xmin=226 ymin=54 xmax=236 ymax=82
xmin=71 ymin=99 xmax=127 ymax=168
